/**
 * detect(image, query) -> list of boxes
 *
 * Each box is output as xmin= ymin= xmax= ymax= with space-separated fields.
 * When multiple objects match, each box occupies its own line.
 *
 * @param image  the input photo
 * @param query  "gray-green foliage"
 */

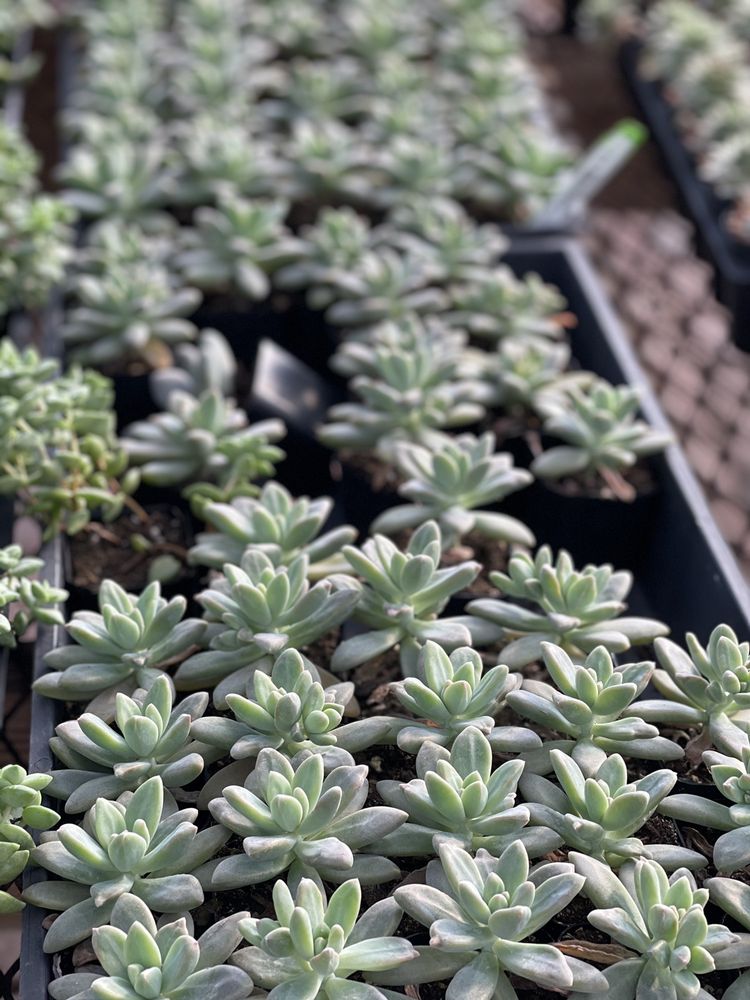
xmin=232 ymin=876 xmax=417 ymax=1000
xmin=149 ymin=328 xmax=237 ymax=409
xmin=176 ymin=195 xmax=305 ymax=299
xmin=175 ymin=551 xmax=359 ymax=705
xmin=199 ymin=748 xmax=405 ymax=889
xmin=331 ymin=521 xmax=489 ymax=676
xmin=0 ymin=764 xmax=59 ymax=914
xmin=370 ymin=433 xmax=535 ymax=549
xmin=531 ymin=379 xmax=672 ymax=482
xmin=379 ymin=840 xmax=607 ymax=998
xmin=508 ymin=643 xmax=682 ymax=775
xmin=48 ymin=675 xmax=217 ymax=813
xmin=123 ymin=393 xmax=286 ymax=512
xmin=36 ymin=581 xmax=206 ymax=707
xmin=703 ymin=877 xmax=750 ymax=1000
xmin=189 ymin=480 xmax=356 ymax=577
xmin=25 ymin=776 xmax=228 ymax=953
xmin=0 ymin=544 xmax=67 ymax=647
xmin=49 ymin=893 xmax=253 ymax=1000
xmin=373 ymin=726 xmax=559 ymax=858
xmin=468 ymin=546 xmax=668 ymax=668
xmin=390 ymin=640 xmax=540 ymax=754
xmin=191 ymin=648 xmax=392 ymax=772
xmin=476 ymin=335 xmax=592 ymax=414
xmin=521 ymin=751 xmax=705 ymax=871
xmin=570 ymin=854 xmax=744 ymax=1000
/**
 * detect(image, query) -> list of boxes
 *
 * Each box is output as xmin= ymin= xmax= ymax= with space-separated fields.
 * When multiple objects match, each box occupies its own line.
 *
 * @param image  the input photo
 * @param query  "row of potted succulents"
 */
xmin=3 ymin=1 xmax=750 ymax=999
xmin=576 ymin=0 xmax=750 ymax=349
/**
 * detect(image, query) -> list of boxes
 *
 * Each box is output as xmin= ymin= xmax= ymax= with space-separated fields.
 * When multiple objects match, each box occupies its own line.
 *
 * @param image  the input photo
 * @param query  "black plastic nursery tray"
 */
xmin=19 ymin=237 xmax=750 ymax=998
xmin=619 ymin=40 xmax=750 ymax=352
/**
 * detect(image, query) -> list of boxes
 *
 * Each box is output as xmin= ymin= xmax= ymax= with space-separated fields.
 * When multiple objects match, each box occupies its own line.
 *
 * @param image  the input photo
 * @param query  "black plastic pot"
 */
xmin=619 ymin=40 xmax=750 ymax=352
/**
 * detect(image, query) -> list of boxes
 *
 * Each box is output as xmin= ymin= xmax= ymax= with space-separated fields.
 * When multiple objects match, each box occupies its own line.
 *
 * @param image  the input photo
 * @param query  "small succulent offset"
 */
xmin=390 ymin=640 xmax=540 ymax=754
xmin=199 ymin=749 xmax=405 ymax=889
xmin=468 ymin=546 xmax=668 ymax=669
xmin=175 ymin=551 xmax=359 ymax=704
xmin=193 ymin=649 xmax=395 ymax=776
xmin=0 ymin=544 xmax=67 ymax=647
xmin=374 ymin=726 xmax=560 ymax=859
xmin=123 ymin=393 xmax=286 ymax=511
xmin=49 ymin=893 xmax=253 ymax=1000
xmin=660 ymin=733 xmax=750 ymax=873
xmin=531 ymin=379 xmax=672 ymax=488
xmin=36 ymin=581 xmax=206 ymax=707
xmin=381 ymin=840 xmax=607 ymax=998
xmin=570 ymin=854 xmax=743 ymax=1000
xmin=520 ymin=751 xmax=704 ymax=871
xmin=25 ymin=777 xmax=228 ymax=953
xmin=48 ymin=676 xmax=217 ymax=813
xmin=0 ymin=764 xmax=59 ymax=913
xmin=176 ymin=194 xmax=305 ymax=299
xmin=189 ymin=481 xmax=357 ymax=578
xmin=627 ymin=625 xmax=750 ymax=747
xmin=149 ymin=328 xmax=238 ymax=409
xmin=507 ymin=643 xmax=682 ymax=775
xmin=370 ymin=433 xmax=535 ymax=550
xmin=331 ymin=522 xmax=488 ymax=676
xmin=477 ymin=336 xmax=592 ymax=415
xmin=232 ymin=876 xmax=418 ymax=1000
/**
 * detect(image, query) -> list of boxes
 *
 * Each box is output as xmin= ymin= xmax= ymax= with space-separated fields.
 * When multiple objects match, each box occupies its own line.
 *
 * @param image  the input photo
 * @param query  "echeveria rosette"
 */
xmin=36 ymin=581 xmax=206 ymax=712
xmin=373 ymin=726 xmax=560 ymax=859
xmin=370 ymin=433 xmax=535 ymax=550
xmin=627 ymin=625 xmax=750 ymax=751
xmin=47 ymin=675 xmax=220 ymax=813
xmin=192 ymin=649 xmax=396 ymax=792
xmin=521 ymin=751 xmax=706 ymax=871
xmin=0 ymin=543 xmax=67 ymax=647
xmin=48 ymin=893 xmax=253 ymax=1000
xmin=390 ymin=640 xmax=540 ymax=754
xmin=24 ymin=776 xmax=229 ymax=953
xmin=198 ymin=748 xmax=405 ymax=891
xmin=508 ymin=643 xmax=682 ymax=775
xmin=232 ymin=876 xmax=417 ymax=1000
xmin=468 ymin=546 xmax=668 ymax=669
xmin=531 ymin=379 xmax=672 ymax=484
xmin=373 ymin=840 xmax=607 ymax=998
xmin=660 ymin=736 xmax=750 ymax=872
xmin=175 ymin=551 xmax=360 ymax=706
xmin=570 ymin=854 xmax=746 ymax=1000
xmin=330 ymin=521 xmax=494 ymax=677
xmin=189 ymin=481 xmax=357 ymax=578
xmin=0 ymin=764 xmax=59 ymax=913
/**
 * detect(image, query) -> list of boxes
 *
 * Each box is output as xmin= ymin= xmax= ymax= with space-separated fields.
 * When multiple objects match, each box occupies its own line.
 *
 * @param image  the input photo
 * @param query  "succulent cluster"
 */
xmin=0 ymin=543 xmax=67 ymax=647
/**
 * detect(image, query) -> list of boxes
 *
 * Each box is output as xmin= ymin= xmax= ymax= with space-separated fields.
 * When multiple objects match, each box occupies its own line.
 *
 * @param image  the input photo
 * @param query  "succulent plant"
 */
xmin=0 ymin=0 xmax=55 ymax=83
xmin=175 ymin=551 xmax=359 ymax=705
xmin=319 ymin=317 xmax=485 ymax=455
xmin=0 ymin=544 xmax=67 ymax=647
xmin=390 ymin=640 xmax=540 ymax=754
xmin=0 ymin=842 xmax=30 ymax=914
xmin=444 ymin=265 xmax=569 ymax=341
xmin=36 ymin=581 xmax=206 ymax=707
xmin=371 ymin=134 xmax=457 ymax=208
xmin=468 ymin=546 xmax=668 ymax=668
xmin=507 ymin=643 xmax=682 ymax=775
xmin=48 ymin=676 xmax=218 ymax=813
xmin=570 ymin=854 xmax=744 ymax=1000
xmin=150 ymin=328 xmax=237 ymax=409
xmin=520 ymin=751 xmax=705 ymax=870
xmin=199 ymin=748 xmax=405 ymax=889
xmin=626 ymin=625 xmax=750 ymax=748
xmin=0 ymin=763 xmax=59 ymax=852
xmin=123 ymin=393 xmax=286 ymax=512
xmin=189 ymin=481 xmax=357 ymax=578
xmin=190 ymin=648 xmax=394 ymax=773
xmin=176 ymin=194 xmax=305 ymax=299
xmin=24 ymin=776 xmax=228 ymax=953
xmin=331 ymin=522 xmax=492 ymax=676
xmin=281 ymin=118 xmax=378 ymax=205
xmin=703 ymin=877 xmax=750 ymax=999
xmin=370 ymin=433 xmax=534 ymax=549
xmin=232 ymin=876 xmax=417 ymax=999
xmin=374 ymin=726 xmax=560 ymax=859
xmin=49 ymin=893 xmax=253 ymax=1000
xmin=660 ymin=732 xmax=750 ymax=872
xmin=378 ymin=840 xmax=607 ymax=998
xmin=531 ymin=379 xmax=672 ymax=485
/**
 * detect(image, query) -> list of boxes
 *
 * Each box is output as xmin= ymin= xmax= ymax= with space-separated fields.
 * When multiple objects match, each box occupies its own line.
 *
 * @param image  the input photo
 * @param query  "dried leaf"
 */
xmin=554 ymin=940 xmax=636 ymax=965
